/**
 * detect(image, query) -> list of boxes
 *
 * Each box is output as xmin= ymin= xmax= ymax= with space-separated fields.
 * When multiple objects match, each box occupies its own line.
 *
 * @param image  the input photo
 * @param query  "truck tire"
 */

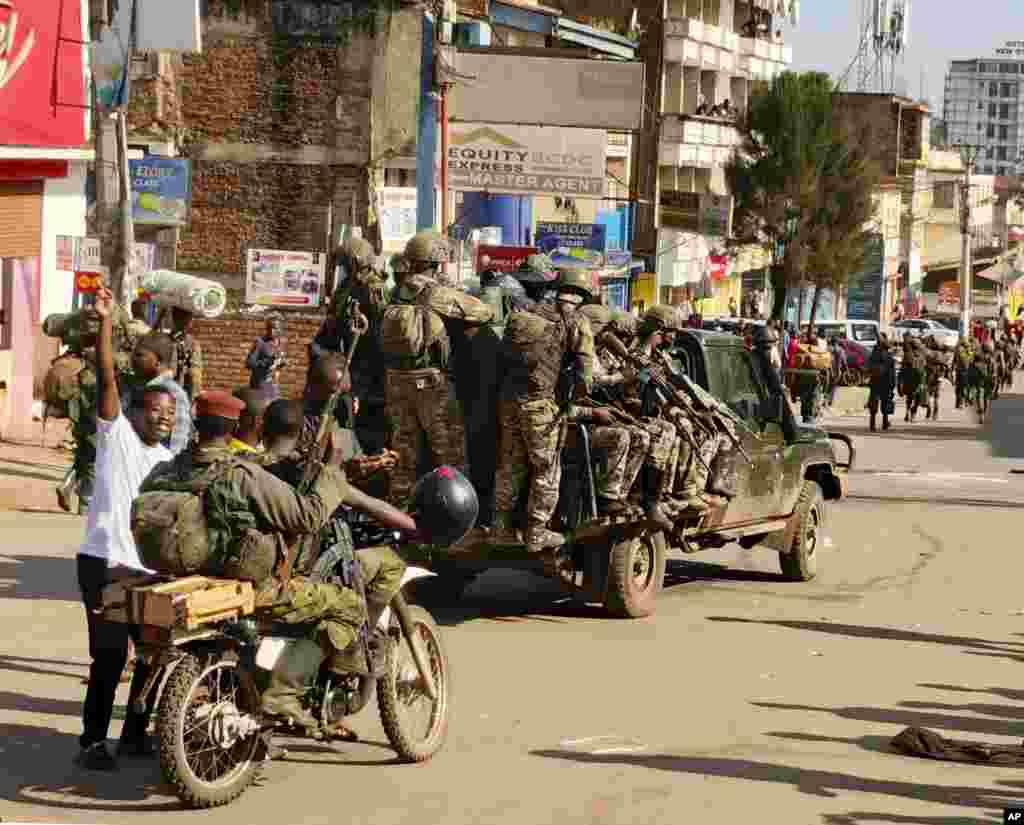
xmin=778 ymin=480 xmax=823 ymax=582
xmin=604 ymin=532 xmax=666 ymax=618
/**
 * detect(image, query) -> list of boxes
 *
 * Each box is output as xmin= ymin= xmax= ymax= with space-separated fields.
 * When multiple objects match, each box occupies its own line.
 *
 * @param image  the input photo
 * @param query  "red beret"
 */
xmin=195 ymin=390 xmax=246 ymax=421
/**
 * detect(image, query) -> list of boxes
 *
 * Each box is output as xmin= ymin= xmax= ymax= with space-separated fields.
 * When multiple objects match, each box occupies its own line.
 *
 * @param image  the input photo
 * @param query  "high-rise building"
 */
xmin=944 ymin=42 xmax=1024 ymax=176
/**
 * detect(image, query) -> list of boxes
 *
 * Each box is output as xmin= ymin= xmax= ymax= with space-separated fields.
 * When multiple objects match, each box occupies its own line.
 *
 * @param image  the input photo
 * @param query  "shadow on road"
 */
xmin=752 ymin=700 xmax=1024 ymax=739
xmin=919 ymin=683 xmax=1024 ymax=704
xmin=663 ymin=558 xmax=784 ymax=588
xmin=529 ymin=749 xmax=1017 ymax=810
xmin=0 ymin=722 xmax=181 ymax=813
xmin=705 ymin=616 xmax=1024 ymax=656
xmin=821 ymin=812 xmax=1000 ymax=824
xmin=0 ymin=555 xmax=79 ymax=601
xmin=0 ymin=654 xmax=87 ymax=681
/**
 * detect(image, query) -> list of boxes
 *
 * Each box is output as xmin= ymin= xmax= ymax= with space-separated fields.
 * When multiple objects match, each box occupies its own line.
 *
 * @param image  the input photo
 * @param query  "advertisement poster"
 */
xmin=379 ymin=187 xmax=418 ymax=253
xmin=129 ymin=158 xmax=193 ymax=226
xmin=448 ymin=124 xmax=606 ymax=197
xmin=246 ymin=249 xmax=326 ymax=308
xmin=846 ymin=234 xmax=885 ymax=321
xmin=476 ymin=244 xmax=538 ymax=275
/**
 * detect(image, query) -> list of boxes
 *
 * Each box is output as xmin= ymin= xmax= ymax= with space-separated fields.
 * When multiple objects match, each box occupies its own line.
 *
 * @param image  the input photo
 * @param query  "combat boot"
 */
xmin=869 ymin=413 xmax=877 ymax=432
xmin=260 ymin=638 xmax=325 ymax=731
xmin=524 ymin=526 xmax=565 ymax=554
xmin=639 ymin=466 xmax=674 ymax=531
xmin=882 ymin=414 xmax=891 ymax=431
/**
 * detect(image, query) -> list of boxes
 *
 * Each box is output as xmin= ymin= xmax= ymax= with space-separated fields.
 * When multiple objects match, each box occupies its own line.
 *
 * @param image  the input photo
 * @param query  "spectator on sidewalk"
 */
xmin=75 ymin=286 xmax=175 ymax=771
xmin=122 ymin=332 xmax=191 ymax=456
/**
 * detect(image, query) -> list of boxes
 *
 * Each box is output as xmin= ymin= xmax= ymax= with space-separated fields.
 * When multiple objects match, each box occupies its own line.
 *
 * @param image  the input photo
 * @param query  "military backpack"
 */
xmin=43 ymin=354 xmax=87 ymax=417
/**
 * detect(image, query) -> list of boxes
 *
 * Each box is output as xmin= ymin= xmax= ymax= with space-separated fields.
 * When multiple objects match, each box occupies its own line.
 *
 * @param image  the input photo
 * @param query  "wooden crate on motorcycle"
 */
xmin=129 ymin=576 xmax=256 ymax=630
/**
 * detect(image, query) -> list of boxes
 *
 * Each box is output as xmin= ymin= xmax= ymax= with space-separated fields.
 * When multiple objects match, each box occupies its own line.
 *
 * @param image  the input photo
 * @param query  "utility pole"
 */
xmin=957 ymin=143 xmax=982 ymax=337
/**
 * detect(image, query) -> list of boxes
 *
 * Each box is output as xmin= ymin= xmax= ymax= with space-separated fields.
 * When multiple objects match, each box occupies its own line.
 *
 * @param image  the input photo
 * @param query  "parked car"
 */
xmin=891 ymin=318 xmax=959 ymax=348
xmin=810 ymin=320 xmax=882 ymax=354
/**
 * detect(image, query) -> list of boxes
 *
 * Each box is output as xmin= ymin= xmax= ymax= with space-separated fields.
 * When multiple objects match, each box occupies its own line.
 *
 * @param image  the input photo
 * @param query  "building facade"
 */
xmin=944 ymin=44 xmax=1024 ymax=177
xmin=0 ymin=0 xmax=91 ymax=440
xmin=633 ymin=0 xmax=794 ymax=316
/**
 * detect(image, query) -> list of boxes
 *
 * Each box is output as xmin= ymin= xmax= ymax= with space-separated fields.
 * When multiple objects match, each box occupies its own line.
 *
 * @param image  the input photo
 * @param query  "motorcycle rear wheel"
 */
xmin=378 ymin=606 xmax=450 ymax=762
xmin=157 ymin=653 xmax=262 ymax=809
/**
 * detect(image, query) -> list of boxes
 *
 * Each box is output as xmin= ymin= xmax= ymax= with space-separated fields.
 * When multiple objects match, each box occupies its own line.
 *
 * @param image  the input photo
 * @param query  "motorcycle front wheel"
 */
xmin=157 ymin=653 xmax=263 ymax=808
xmin=378 ymin=605 xmax=450 ymax=762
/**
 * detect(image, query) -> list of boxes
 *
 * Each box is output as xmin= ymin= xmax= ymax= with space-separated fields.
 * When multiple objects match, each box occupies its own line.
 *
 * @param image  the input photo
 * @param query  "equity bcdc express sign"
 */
xmin=447 ymin=124 xmax=607 ymax=197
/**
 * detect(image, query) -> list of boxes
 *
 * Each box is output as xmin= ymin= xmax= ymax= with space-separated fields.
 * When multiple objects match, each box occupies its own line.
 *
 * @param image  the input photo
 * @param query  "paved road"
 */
xmin=2 ymin=385 xmax=1023 ymax=824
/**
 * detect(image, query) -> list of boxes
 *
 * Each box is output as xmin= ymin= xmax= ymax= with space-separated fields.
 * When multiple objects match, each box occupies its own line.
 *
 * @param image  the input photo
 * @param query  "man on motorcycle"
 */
xmin=138 ymin=390 xmax=371 ymax=732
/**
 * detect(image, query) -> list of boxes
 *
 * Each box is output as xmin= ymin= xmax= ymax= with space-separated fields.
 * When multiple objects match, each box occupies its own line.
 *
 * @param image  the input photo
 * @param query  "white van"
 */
xmin=810 ymin=320 xmax=882 ymax=352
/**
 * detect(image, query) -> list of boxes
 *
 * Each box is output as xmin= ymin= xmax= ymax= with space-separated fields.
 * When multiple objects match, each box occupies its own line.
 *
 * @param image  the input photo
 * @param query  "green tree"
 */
xmin=727 ymin=72 xmax=881 ymax=331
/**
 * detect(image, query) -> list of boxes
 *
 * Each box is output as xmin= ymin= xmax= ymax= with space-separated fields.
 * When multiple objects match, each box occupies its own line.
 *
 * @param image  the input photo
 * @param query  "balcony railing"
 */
xmin=665 ymin=17 xmax=790 ymax=75
xmin=659 ymin=115 xmax=738 ymax=168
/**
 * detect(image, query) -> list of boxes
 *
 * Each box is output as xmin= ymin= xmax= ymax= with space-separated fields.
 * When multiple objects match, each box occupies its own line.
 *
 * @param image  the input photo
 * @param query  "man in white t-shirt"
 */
xmin=75 ymin=286 xmax=175 ymax=771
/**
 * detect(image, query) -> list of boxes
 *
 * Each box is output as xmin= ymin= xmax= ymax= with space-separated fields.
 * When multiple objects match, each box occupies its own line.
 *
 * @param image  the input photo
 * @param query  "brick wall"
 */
xmin=192 ymin=311 xmax=325 ymax=399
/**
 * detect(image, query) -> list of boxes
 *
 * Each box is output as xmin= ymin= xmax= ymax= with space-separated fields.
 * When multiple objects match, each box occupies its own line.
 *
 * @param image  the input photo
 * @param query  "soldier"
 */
xmin=899 ymin=336 xmax=928 ymax=422
xmin=866 ymin=334 xmax=897 ymax=432
xmin=954 ymin=336 xmax=974 ymax=409
xmin=971 ymin=339 xmax=997 ymax=418
xmin=138 ymin=389 xmax=368 ymax=730
xmin=312 ymin=238 xmax=390 ymax=455
xmin=168 ymin=308 xmax=203 ymax=400
xmin=379 ymin=232 xmax=493 ymax=504
xmin=489 ymin=269 xmax=594 ymax=554
xmin=922 ymin=337 xmax=947 ymax=421
xmin=388 ymin=253 xmax=410 ymax=289
xmin=229 ymin=385 xmax=276 ymax=455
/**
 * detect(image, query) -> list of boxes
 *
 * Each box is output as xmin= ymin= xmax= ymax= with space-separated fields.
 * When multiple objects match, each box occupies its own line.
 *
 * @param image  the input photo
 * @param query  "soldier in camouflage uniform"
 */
xmin=380 ymin=231 xmax=493 ymax=505
xmin=954 ymin=337 xmax=975 ymax=409
xmin=922 ymin=337 xmax=946 ymax=421
xmin=899 ymin=336 xmax=928 ymax=422
xmin=866 ymin=334 xmax=896 ymax=431
xmin=490 ymin=270 xmax=594 ymax=554
xmin=139 ymin=390 xmax=366 ymax=731
xmin=971 ymin=340 xmax=997 ymax=418
xmin=311 ymin=238 xmax=391 ymax=455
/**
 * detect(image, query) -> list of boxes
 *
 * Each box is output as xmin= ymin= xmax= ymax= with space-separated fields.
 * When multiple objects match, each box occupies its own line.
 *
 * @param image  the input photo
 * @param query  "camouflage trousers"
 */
xmin=357 ymin=545 xmax=406 ymax=613
xmin=494 ymin=397 xmax=564 ymax=531
xmin=685 ymin=430 xmax=722 ymax=493
xmin=670 ymin=416 xmax=698 ymax=495
xmin=590 ymin=425 xmax=631 ymax=501
xmin=642 ymin=418 xmax=677 ymax=473
xmin=259 ymin=577 xmax=366 ymax=653
xmin=385 ymin=369 xmax=466 ymax=504
xmin=621 ymin=425 xmax=652 ymax=495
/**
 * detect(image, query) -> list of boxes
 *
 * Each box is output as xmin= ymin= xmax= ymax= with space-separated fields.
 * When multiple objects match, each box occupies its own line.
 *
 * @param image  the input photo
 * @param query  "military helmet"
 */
xmin=579 ymin=304 xmax=613 ymax=336
xmin=412 ymin=465 xmax=479 ymax=546
xmin=338 ymin=237 xmax=376 ymax=271
xmin=404 ymin=230 xmax=450 ymax=266
xmin=643 ymin=305 xmax=680 ymax=332
xmin=556 ymin=268 xmax=595 ymax=301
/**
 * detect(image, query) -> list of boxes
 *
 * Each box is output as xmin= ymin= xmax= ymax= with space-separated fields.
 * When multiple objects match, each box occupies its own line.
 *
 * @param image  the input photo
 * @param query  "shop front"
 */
xmin=0 ymin=0 xmax=90 ymax=439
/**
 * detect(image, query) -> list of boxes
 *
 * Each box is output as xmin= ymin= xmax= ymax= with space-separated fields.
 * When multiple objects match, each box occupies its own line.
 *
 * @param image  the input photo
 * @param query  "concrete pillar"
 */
xmin=1 ymin=258 xmax=37 ymax=442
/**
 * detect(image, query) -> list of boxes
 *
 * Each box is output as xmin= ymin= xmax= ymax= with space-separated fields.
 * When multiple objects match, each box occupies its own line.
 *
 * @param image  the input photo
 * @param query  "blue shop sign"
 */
xmin=129 ymin=157 xmax=192 ymax=227
xmin=536 ymin=222 xmax=606 ymax=253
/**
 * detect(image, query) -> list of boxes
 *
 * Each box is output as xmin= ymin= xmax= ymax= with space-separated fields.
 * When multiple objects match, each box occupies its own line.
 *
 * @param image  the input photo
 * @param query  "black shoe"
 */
xmin=116 ymin=735 xmax=154 ymax=758
xmin=75 ymin=742 xmax=117 ymax=771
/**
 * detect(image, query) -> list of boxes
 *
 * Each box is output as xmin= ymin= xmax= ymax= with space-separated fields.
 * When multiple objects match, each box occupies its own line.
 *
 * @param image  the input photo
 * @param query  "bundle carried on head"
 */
xmin=141 ymin=270 xmax=227 ymax=318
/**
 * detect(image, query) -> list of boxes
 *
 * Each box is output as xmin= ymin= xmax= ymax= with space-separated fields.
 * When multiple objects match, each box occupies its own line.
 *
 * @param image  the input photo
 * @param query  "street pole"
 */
xmin=440 ymin=82 xmax=450 ymax=237
xmin=958 ymin=143 xmax=981 ymax=337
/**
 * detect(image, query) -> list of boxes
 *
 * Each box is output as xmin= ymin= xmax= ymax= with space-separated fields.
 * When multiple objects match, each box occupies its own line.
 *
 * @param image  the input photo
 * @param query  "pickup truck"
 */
xmin=409 ymin=329 xmax=853 ymax=619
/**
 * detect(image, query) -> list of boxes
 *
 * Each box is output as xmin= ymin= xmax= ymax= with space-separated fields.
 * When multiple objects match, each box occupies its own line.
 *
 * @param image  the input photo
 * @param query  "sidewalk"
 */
xmin=0 ymin=417 xmax=74 ymax=514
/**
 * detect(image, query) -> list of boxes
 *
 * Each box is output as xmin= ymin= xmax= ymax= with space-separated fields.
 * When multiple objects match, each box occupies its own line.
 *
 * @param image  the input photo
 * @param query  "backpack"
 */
xmin=379 ymin=303 xmax=450 ymax=368
xmin=43 ymin=354 xmax=86 ymax=416
xmin=131 ymin=458 xmax=263 ymax=578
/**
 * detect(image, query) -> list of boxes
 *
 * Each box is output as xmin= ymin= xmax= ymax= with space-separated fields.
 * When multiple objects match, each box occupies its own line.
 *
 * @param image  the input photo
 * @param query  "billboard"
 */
xmin=476 ymin=245 xmax=538 ymax=274
xmin=846 ymin=234 xmax=885 ymax=321
xmin=0 ymin=0 xmax=88 ymax=146
xmin=535 ymin=222 xmax=607 ymax=252
xmin=379 ymin=187 xmax=417 ymax=253
xmin=246 ymin=249 xmax=327 ymax=308
xmin=449 ymin=53 xmax=644 ymax=131
xmin=448 ymin=124 xmax=606 ymax=198
xmin=129 ymin=158 xmax=192 ymax=226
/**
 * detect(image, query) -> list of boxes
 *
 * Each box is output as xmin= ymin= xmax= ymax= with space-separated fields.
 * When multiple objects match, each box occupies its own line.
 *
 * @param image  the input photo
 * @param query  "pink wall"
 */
xmin=2 ymin=258 xmax=39 ymax=442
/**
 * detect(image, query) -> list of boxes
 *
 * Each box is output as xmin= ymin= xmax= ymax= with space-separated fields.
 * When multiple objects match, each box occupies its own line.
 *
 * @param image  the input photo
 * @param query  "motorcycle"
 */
xmin=120 ymin=517 xmax=450 ymax=809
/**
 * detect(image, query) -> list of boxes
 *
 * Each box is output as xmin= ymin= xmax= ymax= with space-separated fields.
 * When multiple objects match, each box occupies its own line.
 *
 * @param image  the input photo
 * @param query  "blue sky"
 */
xmin=784 ymin=1 xmax=1014 ymax=115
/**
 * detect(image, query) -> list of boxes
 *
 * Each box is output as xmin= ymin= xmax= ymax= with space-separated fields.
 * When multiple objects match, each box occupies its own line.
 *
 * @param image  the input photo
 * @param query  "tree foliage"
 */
xmin=726 ymin=72 xmax=882 ymax=329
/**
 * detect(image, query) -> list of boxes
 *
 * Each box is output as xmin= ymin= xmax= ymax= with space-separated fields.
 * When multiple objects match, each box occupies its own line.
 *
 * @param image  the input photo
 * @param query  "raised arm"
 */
xmin=93 ymin=286 xmax=122 ymax=422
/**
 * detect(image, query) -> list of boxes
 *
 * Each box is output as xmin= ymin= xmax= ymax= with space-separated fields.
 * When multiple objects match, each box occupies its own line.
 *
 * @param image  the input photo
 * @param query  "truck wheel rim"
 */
xmin=631 ymin=538 xmax=654 ymax=590
xmin=804 ymin=509 xmax=820 ymax=557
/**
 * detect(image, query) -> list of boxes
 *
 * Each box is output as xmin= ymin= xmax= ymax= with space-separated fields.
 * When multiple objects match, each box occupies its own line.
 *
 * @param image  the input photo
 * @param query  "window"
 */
xmin=998 ymin=146 xmax=1008 ymax=160
xmin=704 ymin=349 xmax=763 ymax=424
xmin=1000 ymin=124 xmax=1010 ymax=139
xmin=990 ymin=102 xmax=998 ymax=117
xmin=1003 ymin=63 xmax=1020 ymax=74
xmin=1001 ymin=103 xmax=1011 ymax=118
xmin=978 ymin=101 xmax=985 ymax=110
xmin=1003 ymin=82 xmax=1015 ymax=97
xmin=934 ymin=181 xmax=956 ymax=208
xmin=988 ymin=123 xmax=996 ymax=137
xmin=991 ymin=81 xmax=1000 ymax=96
xmin=852 ymin=324 xmax=878 ymax=343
